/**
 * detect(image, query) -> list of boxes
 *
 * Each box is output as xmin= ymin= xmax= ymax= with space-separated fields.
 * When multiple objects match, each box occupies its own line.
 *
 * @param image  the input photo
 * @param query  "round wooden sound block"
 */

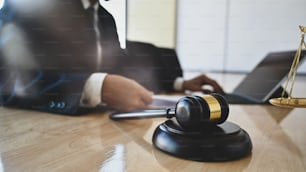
xmin=152 ymin=120 xmax=252 ymax=162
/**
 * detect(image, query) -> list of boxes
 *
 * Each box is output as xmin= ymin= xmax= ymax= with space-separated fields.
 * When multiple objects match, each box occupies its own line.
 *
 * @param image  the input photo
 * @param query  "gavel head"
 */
xmin=174 ymin=94 xmax=229 ymax=131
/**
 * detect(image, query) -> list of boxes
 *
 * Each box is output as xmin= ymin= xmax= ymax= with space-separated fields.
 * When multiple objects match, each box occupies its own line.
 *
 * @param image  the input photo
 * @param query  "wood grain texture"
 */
xmin=1 ymin=74 xmax=306 ymax=172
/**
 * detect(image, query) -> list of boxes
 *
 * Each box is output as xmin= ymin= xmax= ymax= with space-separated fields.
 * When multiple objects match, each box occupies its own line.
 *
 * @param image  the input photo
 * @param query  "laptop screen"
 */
xmin=232 ymin=50 xmax=306 ymax=102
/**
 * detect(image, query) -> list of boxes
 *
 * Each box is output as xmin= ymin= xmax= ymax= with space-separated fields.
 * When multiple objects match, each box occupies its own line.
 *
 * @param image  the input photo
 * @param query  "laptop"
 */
xmin=224 ymin=50 xmax=306 ymax=104
xmin=147 ymin=50 xmax=306 ymax=108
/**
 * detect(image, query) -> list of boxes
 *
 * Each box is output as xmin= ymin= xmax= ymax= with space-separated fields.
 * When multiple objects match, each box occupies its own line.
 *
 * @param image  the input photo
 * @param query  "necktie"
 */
xmin=88 ymin=4 xmax=103 ymax=70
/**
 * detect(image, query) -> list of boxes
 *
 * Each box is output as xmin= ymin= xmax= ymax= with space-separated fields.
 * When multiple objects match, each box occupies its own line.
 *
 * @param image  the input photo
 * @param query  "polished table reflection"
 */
xmin=0 ymin=73 xmax=306 ymax=172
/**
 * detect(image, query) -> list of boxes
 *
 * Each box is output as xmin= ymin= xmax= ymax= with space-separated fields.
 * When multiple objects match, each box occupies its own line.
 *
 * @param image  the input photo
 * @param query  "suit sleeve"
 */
xmin=0 ymin=69 xmax=92 ymax=115
xmin=125 ymin=41 xmax=183 ymax=93
xmin=157 ymin=47 xmax=183 ymax=91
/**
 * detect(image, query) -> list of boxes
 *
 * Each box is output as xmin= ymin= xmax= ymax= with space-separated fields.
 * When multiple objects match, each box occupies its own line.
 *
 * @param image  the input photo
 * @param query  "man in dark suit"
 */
xmin=0 ymin=0 xmax=224 ymax=115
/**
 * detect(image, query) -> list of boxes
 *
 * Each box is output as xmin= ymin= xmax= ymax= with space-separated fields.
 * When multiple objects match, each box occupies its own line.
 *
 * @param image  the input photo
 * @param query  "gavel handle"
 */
xmin=109 ymin=109 xmax=175 ymax=120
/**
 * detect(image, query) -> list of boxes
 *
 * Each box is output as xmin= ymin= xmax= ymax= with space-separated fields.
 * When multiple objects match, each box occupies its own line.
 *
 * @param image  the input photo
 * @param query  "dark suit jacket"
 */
xmin=0 ymin=0 xmax=183 ymax=115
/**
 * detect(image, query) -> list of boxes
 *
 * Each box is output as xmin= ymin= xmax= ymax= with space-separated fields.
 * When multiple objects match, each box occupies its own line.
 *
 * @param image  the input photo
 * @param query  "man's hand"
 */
xmin=183 ymin=74 xmax=225 ymax=94
xmin=101 ymin=74 xmax=153 ymax=112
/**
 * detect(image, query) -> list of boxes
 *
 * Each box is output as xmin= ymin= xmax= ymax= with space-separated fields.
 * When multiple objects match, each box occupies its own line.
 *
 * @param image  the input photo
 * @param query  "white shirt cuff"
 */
xmin=173 ymin=77 xmax=184 ymax=91
xmin=80 ymin=73 xmax=108 ymax=107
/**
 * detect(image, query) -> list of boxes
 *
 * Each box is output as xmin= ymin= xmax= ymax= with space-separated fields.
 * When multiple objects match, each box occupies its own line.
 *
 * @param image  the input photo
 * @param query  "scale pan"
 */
xmin=269 ymin=97 xmax=306 ymax=108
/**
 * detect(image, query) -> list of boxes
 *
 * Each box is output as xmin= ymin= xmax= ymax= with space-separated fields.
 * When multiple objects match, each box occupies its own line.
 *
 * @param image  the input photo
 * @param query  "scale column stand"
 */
xmin=269 ymin=25 xmax=306 ymax=108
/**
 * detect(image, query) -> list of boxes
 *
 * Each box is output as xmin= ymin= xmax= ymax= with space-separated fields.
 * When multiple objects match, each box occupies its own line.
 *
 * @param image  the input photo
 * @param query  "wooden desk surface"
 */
xmin=1 ymin=74 xmax=306 ymax=172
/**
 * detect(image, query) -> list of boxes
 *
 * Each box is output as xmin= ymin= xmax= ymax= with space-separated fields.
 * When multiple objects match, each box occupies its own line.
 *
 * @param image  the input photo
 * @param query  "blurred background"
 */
xmin=126 ymin=0 xmax=306 ymax=74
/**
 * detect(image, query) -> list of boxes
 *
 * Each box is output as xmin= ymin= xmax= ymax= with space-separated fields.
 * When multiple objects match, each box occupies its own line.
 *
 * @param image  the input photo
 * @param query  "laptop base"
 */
xmin=225 ymin=86 xmax=288 ymax=104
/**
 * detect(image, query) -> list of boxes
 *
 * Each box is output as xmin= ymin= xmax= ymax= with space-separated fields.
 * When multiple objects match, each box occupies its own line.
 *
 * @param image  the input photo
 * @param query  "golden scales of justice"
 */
xmin=269 ymin=25 xmax=306 ymax=108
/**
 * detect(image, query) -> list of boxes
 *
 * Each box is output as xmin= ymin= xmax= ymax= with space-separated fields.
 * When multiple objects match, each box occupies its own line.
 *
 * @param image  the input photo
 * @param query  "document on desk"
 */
xmin=148 ymin=95 xmax=182 ymax=109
